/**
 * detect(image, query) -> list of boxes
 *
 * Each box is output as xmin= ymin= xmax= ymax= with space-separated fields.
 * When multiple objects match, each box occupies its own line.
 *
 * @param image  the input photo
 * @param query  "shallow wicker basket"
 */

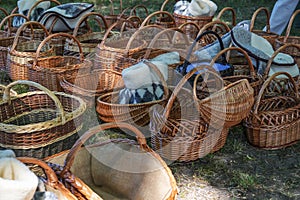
xmin=28 ymin=32 xmax=92 ymax=92
xmin=45 ymin=122 xmax=178 ymax=200
xmin=7 ymin=21 xmax=54 ymax=81
xmin=0 ymin=80 xmax=86 ymax=159
xmin=96 ymin=61 xmax=169 ymax=127
xmin=244 ymin=72 xmax=300 ymax=149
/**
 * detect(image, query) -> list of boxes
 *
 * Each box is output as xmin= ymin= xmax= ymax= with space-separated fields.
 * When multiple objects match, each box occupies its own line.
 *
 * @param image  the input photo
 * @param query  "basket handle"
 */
xmin=0 ymin=14 xmax=29 ymax=35
xmin=143 ymin=27 xmax=190 ymax=59
xmin=3 ymin=80 xmax=66 ymax=124
xmin=250 ymin=7 xmax=271 ymax=33
xmin=140 ymin=11 xmax=176 ymax=28
xmin=130 ymin=5 xmax=149 ymax=17
xmin=263 ymin=43 xmax=300 ymax=80
xmin=254 ymin=71 xmax=299 ymax=114
xmin=10 ymin=21 xmax=49 ymax=53
xmin=163 ymin=65 xmax=219 ymax=119
xmin=178 ymin=21 xmax=200 ymax=35
xmin=109 ymin=0 xmax=123 ymax=15
xmin=215 ymin=7 xmax=236 ymax=27
xmin=160 ymin=0 xmax=170 ymax=12
xmin=181 ymin=30 xmax=226 ymax=75
xmin=210 ymin=46 xmax=256 ymax=78
xmin=283 ymin=9 xmax=300 ymax=43
xmin=0 ymin=7 xmax=9 ymax=17
xmin=27 ymin=0 xmax=61 ymax=20
xmin=17 ymin=157 xmax=78 ymax=200
xmin=126 ymin=15 xmax=142 ymax=28
xmin=197 ymin=20 xmax=231 ymax=37
xmin=61 ymin=122 xmax=147 ymax=175
xmin=72 ymin=12 xmax=109 ymax=37
xmin=34 ymin=32 xmax=84 ymax=65
xmin=10 ymin=6 xmax=18 ymax=15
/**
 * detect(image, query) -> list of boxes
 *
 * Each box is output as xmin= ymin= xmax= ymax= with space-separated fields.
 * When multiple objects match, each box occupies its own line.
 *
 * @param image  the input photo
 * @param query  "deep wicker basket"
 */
xmin=28 ymin=32 xmax=93 ymax=92
xmin=244 ymin=72 xmax=300 ymax=149
xmin=0 ymin=80 xmax=86 ymax=159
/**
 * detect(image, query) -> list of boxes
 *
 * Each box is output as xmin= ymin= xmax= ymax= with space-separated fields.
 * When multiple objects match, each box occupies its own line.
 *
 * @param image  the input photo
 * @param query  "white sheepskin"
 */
xmin=0 ymin=157 xmax=38 ymax=200
xmin=0 ymin=149 xmax=16 ymax=158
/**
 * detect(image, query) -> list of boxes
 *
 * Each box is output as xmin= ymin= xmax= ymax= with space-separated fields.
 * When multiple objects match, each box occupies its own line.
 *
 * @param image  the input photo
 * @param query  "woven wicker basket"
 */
xmin=96 ymin=61 xmax=169 ymax=127
xmin=0 ymin=14 xmax=29 ymax=71
xmin=150 ymin=81 xmax=229 ymax=162
xmin=8 ymin=21 xmax=54 ymax=81
xmin=45 ymin=122 xmax=178 ymax=200
xmin=94 ymin=20 xmax=147 ymax=71
xmin=215 ymin=7 xmax=236 ymax=28
xmin=274 ymin=9 xmax=300 ymax=67
xmin=64 ymin=12 xmax=109 ymax=58
xmin=250 ymin=7 xmax=279 ymax=49
xmin=28 ymin=32 xmax=93 ymax=92
xmin=140 ymin=11 xmax=177 ymax=28
xmin=0 ymin=80 xmax=86 ymax=159
xmin=244 ymin=71 xmax=300 ymax=149
xmin=18 ymin=157 xmax=78 ymax=200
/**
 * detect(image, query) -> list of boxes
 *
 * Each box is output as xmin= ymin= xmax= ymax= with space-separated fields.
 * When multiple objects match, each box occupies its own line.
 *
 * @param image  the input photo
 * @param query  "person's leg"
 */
xmin=269 ymin=0 xmax=299 ymax=35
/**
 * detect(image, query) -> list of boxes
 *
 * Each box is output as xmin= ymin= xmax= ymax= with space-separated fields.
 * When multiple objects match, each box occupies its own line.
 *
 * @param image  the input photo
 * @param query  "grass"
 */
xmin=0 ymin=0 xmax=299 ymax=199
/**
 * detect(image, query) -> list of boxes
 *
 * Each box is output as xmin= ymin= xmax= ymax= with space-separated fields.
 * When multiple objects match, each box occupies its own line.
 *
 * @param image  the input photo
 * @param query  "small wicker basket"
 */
xmin=244 ymin=72 xmax=300 ymax=149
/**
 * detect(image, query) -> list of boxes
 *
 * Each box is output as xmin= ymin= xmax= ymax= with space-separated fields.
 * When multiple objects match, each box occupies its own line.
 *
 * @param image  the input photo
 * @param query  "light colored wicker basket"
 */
xmin=45 ymin=122 xmax=178 ymax=200
xmin=7 ymin=21 xmax=54 ymax=81
xmin=0 ymin=80 xmax=86 ymax=159
xmin=244 ymin=71 xmax=300 ymax=149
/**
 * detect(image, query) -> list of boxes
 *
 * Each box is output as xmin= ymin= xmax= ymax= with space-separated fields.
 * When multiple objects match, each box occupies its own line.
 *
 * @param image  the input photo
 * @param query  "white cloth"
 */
xmin=0 ymin=157 xmax=39 ymax=200
xmin=264 ymin=0 xmax=299 ymax=35
xmin=174 ymin=0 xmax=217 ymax=17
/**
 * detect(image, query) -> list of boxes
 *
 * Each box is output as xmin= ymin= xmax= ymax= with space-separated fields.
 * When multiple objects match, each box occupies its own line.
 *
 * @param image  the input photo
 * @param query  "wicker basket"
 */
xmin=23 ymin=0 xmax=61 ymax=41
xmin=28 ymin=32 xmax=93 ymax=92
xmin=244 ymin=71 xmax=300 ymax=149
xmin=60 ymin=69 xmax=124 ymax=108
xmin=140 ymin=10 xmax=176 ymax=28
xmin=215 ymin=7 xmax=237 ymax=28
xmin=96 ymin=61 xmax=170 ymax=127
xmin=0 ymin=14 xmax=30 ymax=71
xmin=150 ymin=81 xmax=229 ymax=162
xmin=45 ymin=122 xmax=178 ymax=200
xmin=275 ymin=9 xmax=300 ymax=67
xmin=8 ymin=21 xmax=54 ymax=81
xmin=94 ymin=20 xmax=147 ymax=71
xmin=18 ymin=157 xmax=78 ymax=200
xmin=250 ymin=7 xmax=279 ymax=49
xmin=64 ymin=12 xmax=109 ymax=58
xmin=0 ymin=80 xmax=86 ymax=159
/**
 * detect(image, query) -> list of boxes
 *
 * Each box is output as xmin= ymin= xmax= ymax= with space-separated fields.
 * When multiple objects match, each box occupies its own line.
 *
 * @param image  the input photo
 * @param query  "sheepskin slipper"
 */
xmin=38 ymin=3 xmax=94 ymax=32
xmin=0 ymin=157 xmax=38 ymax=200
xmin=174 ymin=0 xmax=217 ymax=17
xmin=231 ymin=26 xmax=299 ymax=77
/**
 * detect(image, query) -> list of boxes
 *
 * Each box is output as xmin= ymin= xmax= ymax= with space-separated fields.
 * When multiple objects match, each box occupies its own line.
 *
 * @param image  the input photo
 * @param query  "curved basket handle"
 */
xmin=126 ymin=15 xmax=142 ymax=28
xmin=215 ymin=7 xmax=236 ymax=27
xmin=73 ymin=12 xmax=109 ymax=37
xmin=143 ymin=27 xmax=190 ymax=59
xmin=3 ymin=80 xmax=66 ymax=124
xmin=0 ymin=7 xmax=9 ymax=17
xmin=34 ymin=32 xmax=84 ymax=65
xmin=178 ymin=21 xmax=200 ymax=35
xmin=254 ymin=71 xmax=299 ymax=114
xmin=10 ymin=6 xmax=18 ymax=15
xmin=263 ymin=43 xmax=300 ymax=79
xmin=160 ymin=0 xmax=170 ymax=12
xmin=163 ymin=65 xmax=220 ymax=119
xmin=10 ymin=21 xmax=49 ymax=53
xmin=17 ymin=157 xmax=78 ymax=200
xmin=209 ymin=46 xmax=256 ymax=78
xmin=27 ymin=0 xmax=61 ymax=20
xmin=130 ymin=5 xmax=149 ymax=17
xmin=181 ymin=30 xmax=226 ymax=75
xmin=250 ymin=7 xmax=271 ymax=32
xmin=140 ymin=11 xmax=176 ymax=28
xmin=61 ymin=122 xmax=147 ymax=175
xmin=284 ymin=9 xmax=300 ymax=43
xmin=0 ymin=14 xmax=29 ymax=35
xmin=197 ymin=20 xmax=231 ymax=37
xmin=109 ymin=0 xmax=123 ymax=15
